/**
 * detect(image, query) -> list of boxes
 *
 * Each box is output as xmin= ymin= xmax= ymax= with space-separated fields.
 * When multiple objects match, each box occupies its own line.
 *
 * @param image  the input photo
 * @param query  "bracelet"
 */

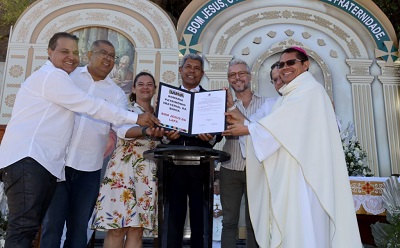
xmin=227 ymin=103 xmax=237 ymax=111
xmin=141 ymin=127 xmax=148 ymax=136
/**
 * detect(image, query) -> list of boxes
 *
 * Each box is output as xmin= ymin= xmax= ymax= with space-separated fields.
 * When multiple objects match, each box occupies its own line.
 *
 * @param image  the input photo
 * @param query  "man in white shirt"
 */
xmin=223 ymin=47 xmax=362 ymax=248
xmin=0 ymin=32 xmax=158 ymax=248
xmin=220 ymin=58 xmax=271 ymax=248
xmin=226 ymin=61 xmax=281 ymax=160
xmin=40 ymin=39 xmax=129 ymax=248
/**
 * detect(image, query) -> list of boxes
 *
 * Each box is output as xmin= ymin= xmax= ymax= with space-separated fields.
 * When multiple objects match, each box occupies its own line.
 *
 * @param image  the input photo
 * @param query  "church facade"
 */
xmin=0 ymin=0 xmax=399 ymax=176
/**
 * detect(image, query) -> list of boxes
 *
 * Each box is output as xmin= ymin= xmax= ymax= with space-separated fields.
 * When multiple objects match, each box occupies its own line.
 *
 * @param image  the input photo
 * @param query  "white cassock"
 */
xmin=246 ymin=71 xmax=362 ymax=248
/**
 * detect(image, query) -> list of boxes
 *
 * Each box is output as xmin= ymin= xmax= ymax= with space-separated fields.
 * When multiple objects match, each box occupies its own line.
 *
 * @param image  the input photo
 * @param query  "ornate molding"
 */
xmin=12 ymin=0 xmax=177 ymax=49
xmin=4 ymin=94 xmax=16 ymax=108
xmin=377 ymin=60 xmax=400 ymax=78
xmin=346 ymin=59 xmax=374 ymax=76
xmin=204 ymin=55 xmax=233 ymax=90
xmin=204 ymin=55 xmax=233 ymax=72
xmin=213 ymin=8 xmax=362 ymax=58
xmin=161 ymin=71 xmax=176 ymax=84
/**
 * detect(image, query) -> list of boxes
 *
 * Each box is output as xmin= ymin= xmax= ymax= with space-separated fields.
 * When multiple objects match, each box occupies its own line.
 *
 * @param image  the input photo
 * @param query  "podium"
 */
xmin=144 ymin=145 xmax=230 ymax=248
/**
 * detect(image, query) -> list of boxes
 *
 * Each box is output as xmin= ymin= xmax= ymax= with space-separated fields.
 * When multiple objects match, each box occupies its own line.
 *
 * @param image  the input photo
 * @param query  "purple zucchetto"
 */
xmin=291 ymin=46 xmax=308 ymax=57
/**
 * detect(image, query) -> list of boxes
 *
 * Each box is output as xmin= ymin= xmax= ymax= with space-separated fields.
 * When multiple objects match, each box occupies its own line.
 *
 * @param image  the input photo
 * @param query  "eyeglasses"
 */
xmin=228 ymin=71 xmax=249 ymax=79
xmin=92 ymin=49 xmax=119 ymax=60
xmin=270 ymin=61 xmax=280 ymax=70
xmin=278 ymin=59 xmax=303 ymax=69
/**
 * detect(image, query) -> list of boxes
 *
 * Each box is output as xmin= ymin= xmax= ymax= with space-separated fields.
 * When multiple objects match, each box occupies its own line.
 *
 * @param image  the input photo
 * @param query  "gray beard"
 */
xmin=117 ymin=68 xmax=127 ymax=80
xmin=234 ymin=86 xmax=248 ymax=93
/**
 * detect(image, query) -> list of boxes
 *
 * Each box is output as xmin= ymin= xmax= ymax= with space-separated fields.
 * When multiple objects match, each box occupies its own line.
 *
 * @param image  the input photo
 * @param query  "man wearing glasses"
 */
xmin=223 ymin=46 xmax=362 ymax=247
xmin=40 ymin=40 xmax=133 ymax=248
xmin=221 ymin=58 xmax=273 ymax=248
xmin=270 ymin=61 xmax=284 ymax=96
xmin=0 ymin=33 xmax=158 ymax=248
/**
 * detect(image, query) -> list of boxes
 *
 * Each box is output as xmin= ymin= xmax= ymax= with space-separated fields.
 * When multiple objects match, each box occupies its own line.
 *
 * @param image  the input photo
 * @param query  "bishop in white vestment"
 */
xmin=224 ymin=47 xmax=362 ymax=248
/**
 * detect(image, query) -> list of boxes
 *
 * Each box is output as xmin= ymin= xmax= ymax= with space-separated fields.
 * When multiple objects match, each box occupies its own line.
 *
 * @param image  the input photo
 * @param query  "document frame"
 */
xmin=155 ymin=82 xmax=227 ymax=136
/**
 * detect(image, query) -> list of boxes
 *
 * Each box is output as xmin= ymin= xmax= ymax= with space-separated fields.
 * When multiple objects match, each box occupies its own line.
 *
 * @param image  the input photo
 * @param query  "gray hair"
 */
xmin=120 ymin=55 xmax=131 ymax=63
xmin=270 ymin=61 xmax=280 ymax=80
xmin=228 ymin=58 xmax=251 ymax=73
xmin=180 ymin=53 xmax=204 ymax=70
xmin=90 ymin=40 xmax=114 ymax=51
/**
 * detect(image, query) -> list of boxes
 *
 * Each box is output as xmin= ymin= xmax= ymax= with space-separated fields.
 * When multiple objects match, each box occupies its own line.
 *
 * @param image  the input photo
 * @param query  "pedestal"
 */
xmin=144 ymin=145 xmax=230 ymax=248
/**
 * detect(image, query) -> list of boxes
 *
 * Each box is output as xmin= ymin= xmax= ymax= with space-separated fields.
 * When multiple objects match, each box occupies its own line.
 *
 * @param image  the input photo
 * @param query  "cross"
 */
xmin=375 ymin=40 xmax=399 ymax=67
xmin=361 ymin=182 xmax=375 ymax=195
xmin=179 ymin=34 xmax=202 ymax=56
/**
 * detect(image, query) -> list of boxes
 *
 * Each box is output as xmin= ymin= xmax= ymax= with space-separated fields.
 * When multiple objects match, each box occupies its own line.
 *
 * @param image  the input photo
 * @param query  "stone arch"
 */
xmin=0 ymin=0 xmax=179 ymax=123
xmin=11 ymin=1 xmax=175 ymax=48
xmin=208 ymin=6 xmax=368 ymax=59
xmin=252 ymin=40 xmax=333 ymax=100
xmin=179 ymin=1 xmax=398 ymax=175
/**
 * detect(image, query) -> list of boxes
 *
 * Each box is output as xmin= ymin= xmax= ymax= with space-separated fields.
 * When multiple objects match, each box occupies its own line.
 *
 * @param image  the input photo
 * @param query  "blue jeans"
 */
xmin=219 ymin=166 xmax=258 ymax=248
xmin=1 ymin=157 xmax=56 ymax=248
xmin=40 ymin=167 xmax=101 ymax=248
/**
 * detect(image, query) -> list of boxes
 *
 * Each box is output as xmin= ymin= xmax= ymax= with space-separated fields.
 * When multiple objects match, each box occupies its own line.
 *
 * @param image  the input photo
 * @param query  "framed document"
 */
xmin=155 ymin=82 xmax=227 ymax=136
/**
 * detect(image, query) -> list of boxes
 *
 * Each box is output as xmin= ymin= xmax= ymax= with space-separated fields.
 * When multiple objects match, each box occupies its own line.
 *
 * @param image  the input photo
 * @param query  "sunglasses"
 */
xmin=278 ymin=59 xmax=303 ymax=69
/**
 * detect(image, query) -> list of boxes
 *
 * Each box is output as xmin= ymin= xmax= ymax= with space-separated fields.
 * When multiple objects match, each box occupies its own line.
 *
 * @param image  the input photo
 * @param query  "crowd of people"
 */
xmin=0 ymin=31 xmax=362 ymax=248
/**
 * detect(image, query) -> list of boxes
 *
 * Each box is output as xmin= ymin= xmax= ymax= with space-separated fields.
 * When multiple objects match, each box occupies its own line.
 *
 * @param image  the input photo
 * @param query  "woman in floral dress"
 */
xmin=92 ymin=72 xmax=161 ymax=247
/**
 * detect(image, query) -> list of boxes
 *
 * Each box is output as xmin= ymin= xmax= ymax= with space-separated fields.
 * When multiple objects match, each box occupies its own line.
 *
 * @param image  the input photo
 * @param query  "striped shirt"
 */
xmin=221 ymin=93 xmax=268 ymax=171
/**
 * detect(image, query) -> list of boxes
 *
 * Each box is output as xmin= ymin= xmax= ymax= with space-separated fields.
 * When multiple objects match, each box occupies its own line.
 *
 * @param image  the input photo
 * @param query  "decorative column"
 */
xmin=204 ymin=54 xmax=233 ymax=151
xmin=204 ymin=54 xmax=233 ymax=90
xmin=135 ymin=48 xmax=158 ymax=81
xmin=0 ymin=43 xmax=48 ymax=124
xmin=377 ymin=60 xmax=400 ymax=174
xmin=158 ymin=49 xmax=180 ymax=86
xmin=346 ymin=59 xmax=379 ymax=175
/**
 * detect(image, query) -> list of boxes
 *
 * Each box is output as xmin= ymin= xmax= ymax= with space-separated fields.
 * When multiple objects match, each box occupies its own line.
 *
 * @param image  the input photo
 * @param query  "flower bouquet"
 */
xmin=339 ymin=121 xmax=373 ymax=177
xmin=371 ymin=176 xmax=400 ymax=247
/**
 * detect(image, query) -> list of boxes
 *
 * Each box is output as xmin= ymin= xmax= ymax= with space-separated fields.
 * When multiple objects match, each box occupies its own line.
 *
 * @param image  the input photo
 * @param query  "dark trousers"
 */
xmin=164 ymin=164 xmax=208 ymax=248
xmin=1 ymin=157 xmax=56 ymax=248
xmin=219 ymin=166 xmax=258 ymax=248
xmin=40 ymin=166 xmax=101 ymax=248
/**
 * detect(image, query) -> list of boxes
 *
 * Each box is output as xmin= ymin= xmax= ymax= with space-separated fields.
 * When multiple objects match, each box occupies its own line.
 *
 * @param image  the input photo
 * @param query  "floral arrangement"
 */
xmin=339 ymin=121 xmax=373 ymax=177
xmin=371 ymin=176 xmax=400 ymax=247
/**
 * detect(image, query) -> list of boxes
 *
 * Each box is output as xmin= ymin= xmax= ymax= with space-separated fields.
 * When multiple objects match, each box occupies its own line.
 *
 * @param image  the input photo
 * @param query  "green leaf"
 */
xmin=0 ymin=0 xmax=34 ymax=25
